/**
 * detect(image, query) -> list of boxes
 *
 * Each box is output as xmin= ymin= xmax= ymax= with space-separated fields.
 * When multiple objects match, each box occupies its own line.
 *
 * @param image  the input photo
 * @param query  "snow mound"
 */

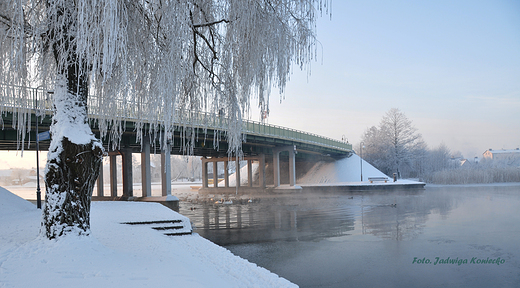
xmin=298 ymin=154 xmax=389 ymax=184
xmin=0 ymin=186 xmax=35 ymax=216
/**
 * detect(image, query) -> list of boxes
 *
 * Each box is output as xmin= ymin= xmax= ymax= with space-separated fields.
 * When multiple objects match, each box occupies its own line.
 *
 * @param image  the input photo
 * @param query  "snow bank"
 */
xmin=0 ymin=187 xmax=296 ymax=288
xmin=0 ymin=186 xmax=35 ymax=216
xmin=298 ymin=154 xmax=389 ymax=184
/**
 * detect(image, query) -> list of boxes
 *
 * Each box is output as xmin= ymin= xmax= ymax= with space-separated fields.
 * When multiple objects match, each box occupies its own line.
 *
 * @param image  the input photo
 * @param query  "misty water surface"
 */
xmin=179 ymin=184 xmax=520 ymax=287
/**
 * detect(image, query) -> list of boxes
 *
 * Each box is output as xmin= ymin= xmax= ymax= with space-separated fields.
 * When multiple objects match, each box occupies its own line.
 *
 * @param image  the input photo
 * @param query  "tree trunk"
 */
xmin=41 ymin=32 xmax=104 ymax=239
xmin=42 ymin=135 xmax=103 ymax=239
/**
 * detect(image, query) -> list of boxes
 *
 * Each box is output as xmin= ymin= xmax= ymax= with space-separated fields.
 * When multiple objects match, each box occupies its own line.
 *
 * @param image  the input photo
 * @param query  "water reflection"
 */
xmin=179 ymin=187 xmax=460 ymax=244
xmin=180 ymin=185 xmax=520 ymax=287
xmin=359 ymin=189 xmax=456 ymax=241
xmin=182 ymin=195 xmax=357 ymax=245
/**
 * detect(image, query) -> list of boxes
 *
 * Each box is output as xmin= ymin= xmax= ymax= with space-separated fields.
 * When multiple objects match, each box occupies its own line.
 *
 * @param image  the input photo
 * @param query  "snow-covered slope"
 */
xmin=0 ymin=187 xmax=296 ymax=288
xmin=298 ymin=154 xmax=389 ymax=184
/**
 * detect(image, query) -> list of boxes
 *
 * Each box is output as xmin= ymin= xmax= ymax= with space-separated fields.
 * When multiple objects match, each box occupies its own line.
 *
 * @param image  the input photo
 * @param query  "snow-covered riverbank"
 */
xmin=0 ymin=187 xmax=296 ymax=288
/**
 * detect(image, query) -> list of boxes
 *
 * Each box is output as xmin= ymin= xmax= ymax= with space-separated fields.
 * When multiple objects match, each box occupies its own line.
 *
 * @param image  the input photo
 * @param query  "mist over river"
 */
xmin=179 ymin=184 xmax=520 ymax=287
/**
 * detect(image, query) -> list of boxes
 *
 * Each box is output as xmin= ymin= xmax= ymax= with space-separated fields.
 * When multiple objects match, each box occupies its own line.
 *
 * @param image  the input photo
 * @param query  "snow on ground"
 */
xmin=0 ymin=187 xmax=296 ymax=288
xmin=298 ymin=153 xmax=390 ymax=184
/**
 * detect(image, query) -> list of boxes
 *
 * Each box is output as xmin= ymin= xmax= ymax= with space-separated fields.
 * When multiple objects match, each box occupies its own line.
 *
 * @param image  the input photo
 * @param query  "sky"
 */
xmin=258 ymin=0 xmax=520 ymax=158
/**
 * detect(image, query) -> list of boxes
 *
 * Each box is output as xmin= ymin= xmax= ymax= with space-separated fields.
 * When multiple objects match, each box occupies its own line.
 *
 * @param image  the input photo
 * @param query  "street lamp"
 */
xmin=35 ymin=87 xmax=42 ymax=209
xmin=360 ymin=142 xmax=365 ymax=182
xmin=35 ymin=87 xmax=53 ymax=209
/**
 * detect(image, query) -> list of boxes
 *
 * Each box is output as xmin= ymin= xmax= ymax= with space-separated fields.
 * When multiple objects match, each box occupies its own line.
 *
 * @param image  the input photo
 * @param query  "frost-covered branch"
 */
xmin=1 ymin=0 xmax=332 ymax=154
xmin=193 ymin=18 xmax=230 ymax=28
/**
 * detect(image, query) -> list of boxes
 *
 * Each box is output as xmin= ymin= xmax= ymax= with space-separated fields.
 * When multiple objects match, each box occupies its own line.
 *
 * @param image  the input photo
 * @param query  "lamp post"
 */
xmin=360 ymin=142 xmax=365 ymax=182
xmin=35 ymin=87 xmax=53 ymax=209
xmin=35 ymin=87 xmax=41 ymax=209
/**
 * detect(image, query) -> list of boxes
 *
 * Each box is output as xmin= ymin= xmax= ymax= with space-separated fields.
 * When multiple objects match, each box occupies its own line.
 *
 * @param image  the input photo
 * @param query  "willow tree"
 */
xmin=0 ymin=0 xmax=329 ymax=239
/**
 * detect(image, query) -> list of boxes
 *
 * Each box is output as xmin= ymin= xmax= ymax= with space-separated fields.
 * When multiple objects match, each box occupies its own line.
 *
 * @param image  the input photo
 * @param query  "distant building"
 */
xmin=482 ymin=148 xmax=520 ymax=161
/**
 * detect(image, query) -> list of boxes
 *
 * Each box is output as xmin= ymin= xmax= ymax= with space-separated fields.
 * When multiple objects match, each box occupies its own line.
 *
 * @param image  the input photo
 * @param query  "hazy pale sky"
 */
xmin=260 ymin=0 xmax=520 ymax=158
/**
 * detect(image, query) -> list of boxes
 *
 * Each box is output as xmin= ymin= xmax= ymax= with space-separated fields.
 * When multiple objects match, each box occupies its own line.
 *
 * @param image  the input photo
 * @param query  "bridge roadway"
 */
xmin=1 ymin=84 xmax=353 ymax=198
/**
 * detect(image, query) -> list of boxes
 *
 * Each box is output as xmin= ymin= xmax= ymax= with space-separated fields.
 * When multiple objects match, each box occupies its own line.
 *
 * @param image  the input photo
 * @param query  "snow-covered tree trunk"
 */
xmin=42 ymin=75 xmax=104 ymax=239
xmin=41 ymin=10 xmax=104 ymax=238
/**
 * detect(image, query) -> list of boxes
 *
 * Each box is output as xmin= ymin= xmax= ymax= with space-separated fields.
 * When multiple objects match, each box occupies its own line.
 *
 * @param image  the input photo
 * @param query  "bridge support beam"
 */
xmin=141 ymin=137 xmax=152 ymax=197
xmin=121 ymin=148 xmax=133 ymax=199
xmin=224 ymin=160 xmax=229 ymax=187
xmin=272 ymin=145 xmax=297 ymax=187
xmin=247 ymin=160 xmax=253 ymax=187
xmin=259 ymin=153 xmax=266 ymax=188
xmin=235 ymin=157 xmax=241 ymax=188
xmin=96 ymin=164 xmax=104 ymax=197
xmin=109 ymin=154 xmax=118 ymax=197
xmin=161 ymin=143 xmax=171 ymax=197
xmin=202 ymin=159 xmax=208 ymax=188
xmin=213 ymin=161 xmax=218 ymax=188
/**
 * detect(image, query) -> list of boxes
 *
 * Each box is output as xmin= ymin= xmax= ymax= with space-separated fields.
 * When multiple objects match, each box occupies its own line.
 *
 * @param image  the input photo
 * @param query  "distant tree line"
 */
xmin=360 ymin=108 xmax=520 ymax=184
xmin=424 ymin=158 xmax=520 ymax=184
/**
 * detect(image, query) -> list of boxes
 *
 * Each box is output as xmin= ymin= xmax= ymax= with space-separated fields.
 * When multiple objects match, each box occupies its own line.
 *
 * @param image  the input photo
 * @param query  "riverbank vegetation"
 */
xmin=423 ymin=161 xmax=520 ymax=184
xmin=360 ymin=108 xmax=520 ymax=184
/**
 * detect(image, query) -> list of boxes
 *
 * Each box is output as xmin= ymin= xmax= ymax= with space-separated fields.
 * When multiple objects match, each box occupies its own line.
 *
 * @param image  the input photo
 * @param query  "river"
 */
xmin=178 ymin=184 xmax=520 ymax=287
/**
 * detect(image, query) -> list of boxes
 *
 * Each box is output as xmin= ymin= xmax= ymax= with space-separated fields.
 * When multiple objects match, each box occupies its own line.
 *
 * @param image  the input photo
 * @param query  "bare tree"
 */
xmin=361 ymin=126 xmax=390 ymax=173
xmin=379 ymin=108 xmax=422 ymax=177
xmin=361 ymin=108 xmax=424 ymax=177
xmin=1 ymin=0 xmax=330 ymax=239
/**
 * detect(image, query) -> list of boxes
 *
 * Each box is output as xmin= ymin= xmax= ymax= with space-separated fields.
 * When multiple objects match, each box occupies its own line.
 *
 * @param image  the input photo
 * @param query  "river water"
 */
xmin=178 ymin=184 xmax=520 ymax=287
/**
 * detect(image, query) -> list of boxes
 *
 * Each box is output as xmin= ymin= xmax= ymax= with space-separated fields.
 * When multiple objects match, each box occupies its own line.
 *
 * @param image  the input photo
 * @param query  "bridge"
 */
xmin=1 ymin=84 xmax=352 ymax=200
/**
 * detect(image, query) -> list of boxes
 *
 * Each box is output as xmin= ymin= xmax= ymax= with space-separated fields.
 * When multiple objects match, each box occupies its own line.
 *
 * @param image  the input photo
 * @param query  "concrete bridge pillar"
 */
xmin=259 ymin=154 xmax=266 ymax=188
xmin=235 ymin=157 xmax=241 ymax=188
xmin=202 ymin=158 xmax=208 ymax=188
xmin=247 ymin=160 xmax=253 ymax=187
xmin=109 ymin=154 xmax=118 ymax=197
xmin=213 ymin=161 xmax=218 ymax=188
xmin=141 ymin=137 xmax=152 ymax=197
xmin=161 ymin=143 xmax=171 ymax=197
xmin=224 ymin=160 xmax=229 ymax=187
xmin=273 ymin=151 xmax=280 ymax=187
xmin=289 ymin=147 xmax=296 ymax=186
xmin=272 ymin=145 xmax=297 ymax=187
xmin=121 ymin=148 xmax=133 ymax=199
xmin=96 ymin=163 xmax=104 ymax=197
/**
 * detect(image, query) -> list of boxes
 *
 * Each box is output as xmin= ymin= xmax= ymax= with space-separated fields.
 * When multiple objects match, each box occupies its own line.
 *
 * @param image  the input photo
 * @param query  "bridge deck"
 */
xmin=0 ymin=84 xmax=352 ymax=158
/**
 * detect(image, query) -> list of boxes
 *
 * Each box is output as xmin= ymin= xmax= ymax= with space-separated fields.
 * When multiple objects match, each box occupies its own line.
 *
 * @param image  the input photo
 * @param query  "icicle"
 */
xmin=1 ymin=0 xmax=329 ymax=155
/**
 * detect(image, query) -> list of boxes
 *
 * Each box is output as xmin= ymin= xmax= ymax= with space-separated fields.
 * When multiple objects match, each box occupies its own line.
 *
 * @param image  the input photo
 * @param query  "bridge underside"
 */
xmin=1 ymin=112 xmax=351 ymax=198
xmin=0 ymin=112 xmax=350 ymax=159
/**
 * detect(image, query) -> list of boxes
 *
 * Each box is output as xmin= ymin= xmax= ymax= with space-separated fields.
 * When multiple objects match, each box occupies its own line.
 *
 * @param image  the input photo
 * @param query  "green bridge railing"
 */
xmin=0 ymin=83 xmax=352 ymax=152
